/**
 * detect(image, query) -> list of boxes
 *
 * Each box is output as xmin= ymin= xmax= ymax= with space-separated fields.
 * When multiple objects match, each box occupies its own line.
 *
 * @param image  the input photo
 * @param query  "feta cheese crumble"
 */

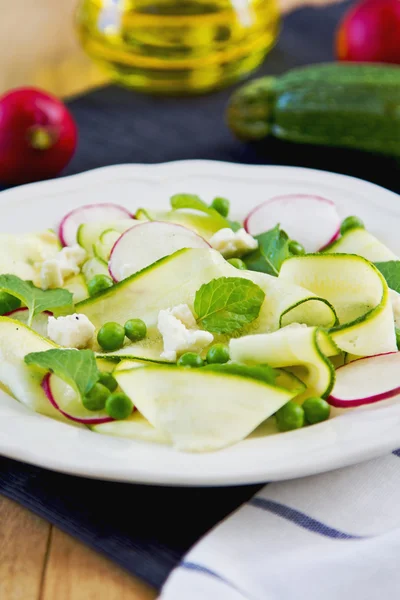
xmin=47 ymin=314 xmax=95 ymax=349
xmin=40 ymin=245 xmax=87 ymax=290
xmin=209 ymin=228 xmax=258 ymax=258
xmin=157 ymin=304 xmax=213 ymax=362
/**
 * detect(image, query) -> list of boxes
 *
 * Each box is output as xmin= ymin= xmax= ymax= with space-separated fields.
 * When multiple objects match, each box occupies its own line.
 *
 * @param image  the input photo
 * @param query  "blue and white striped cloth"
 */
xmin=160 ymin=450 xmax=400 ymax=599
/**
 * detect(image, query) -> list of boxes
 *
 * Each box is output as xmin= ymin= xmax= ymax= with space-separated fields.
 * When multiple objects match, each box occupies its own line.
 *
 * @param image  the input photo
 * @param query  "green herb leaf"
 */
xmin=194 ymin=277 xmax=265 ymax=334
xmin=25 ymin=349 xmax=99 ymax=397
xmin=375 ymin=261 xmax=400 ymax=294
xmin=244 ymin=225 xmax=291 ymax=276
xmin=0 ymin=275 xmax=73 ymax=326
xmin=203 ymin=362 xmax=277 ymax=385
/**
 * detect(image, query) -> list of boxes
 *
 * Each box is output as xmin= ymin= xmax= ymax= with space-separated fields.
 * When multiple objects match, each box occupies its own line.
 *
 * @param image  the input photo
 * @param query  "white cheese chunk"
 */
xmin=209 ymin=228 xmax=258 ymax=258
xmin=40 ymin=245 xmax=87 ymax=290
xmin=40 ymin=260 xmax=64 ymax=290
xmin=157 ymin=304 xmax=213 ymax=362
xmin=169 ymin=303 xmax=197 ymax=328
xmin=47 ymin=313 xmax=95 ymax=349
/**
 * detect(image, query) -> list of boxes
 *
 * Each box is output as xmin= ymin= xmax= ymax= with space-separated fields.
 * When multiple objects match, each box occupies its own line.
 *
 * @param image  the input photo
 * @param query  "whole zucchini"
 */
xmin=227 ymin=63 xmax=400 ymax=158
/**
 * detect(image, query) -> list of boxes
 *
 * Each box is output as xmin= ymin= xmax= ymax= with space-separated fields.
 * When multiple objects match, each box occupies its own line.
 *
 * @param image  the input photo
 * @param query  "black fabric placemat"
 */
xmin=1 ymin=1 xmax=399 ymax=592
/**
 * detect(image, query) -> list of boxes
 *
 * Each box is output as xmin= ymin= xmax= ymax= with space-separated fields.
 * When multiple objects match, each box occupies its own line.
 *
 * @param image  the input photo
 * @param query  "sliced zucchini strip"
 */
xmin=279 ymin=254 xmax=397 ymax=356
xmin=91 ymin=412 xmax=171 ymax=444
xmin=79 ymin=248 xmax=336 ymax=356
xmin=77 ymin=220 xmax=136 ymax=255
xmin=115 ymin=364 xmax=300 ymax=452
xmin=136 ymin=208 xmax=227 ymax=240
xmin=62 ymin=274 xmax=89 ymax=304
xmin=0 ymin=317 xmax=74 ymax=423
xmin=324 ymin=228 xmax=397 ymax=262
xmin=0 ymin=231 xmax=60 ymax=284
xmin=230 ymin=325 xmax=337 ymax=399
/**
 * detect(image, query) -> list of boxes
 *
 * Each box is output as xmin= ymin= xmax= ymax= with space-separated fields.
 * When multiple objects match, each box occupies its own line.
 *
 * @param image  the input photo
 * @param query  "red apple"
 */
xmin=336 ymin=0 xmax=400 ymax=64
xmin=0 ymin=87 xmax=77 ymax=186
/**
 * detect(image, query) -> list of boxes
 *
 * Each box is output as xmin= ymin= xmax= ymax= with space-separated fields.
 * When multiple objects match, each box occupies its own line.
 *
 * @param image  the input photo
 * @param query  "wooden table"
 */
xmin=0 ymin=496 xmax=157 ymax=600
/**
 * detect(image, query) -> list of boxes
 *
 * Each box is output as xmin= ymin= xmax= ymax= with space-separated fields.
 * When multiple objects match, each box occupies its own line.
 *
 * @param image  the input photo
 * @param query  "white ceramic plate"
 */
xmin=1 ymin=161 xmax=400 ymax=486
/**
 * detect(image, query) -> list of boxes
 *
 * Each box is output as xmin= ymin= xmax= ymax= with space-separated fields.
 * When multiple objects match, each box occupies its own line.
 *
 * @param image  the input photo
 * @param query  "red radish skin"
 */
xmin=328 ymin=352 xmax=400 ymax=408
xmin=42 ymin=373 xmax=114 ymax=425
xmin=109 ymin=221 xmax=211 ymax=282
xmin=319 ymin=230 xmax=341 ymax=251
xmin=244 ymin=194 xmax=340 ymax=253
xmin=5 ymin=308 xmax=52 ymax=317
xmin=336 ymin=0 xmax=400 ymax=64
xmin=0 ymin=88 xmax=77 ymax=186
xmin=5 ymin=308 xmax=52 ymax=337
xmin=59 ymin=203 xmax=133 ymax=247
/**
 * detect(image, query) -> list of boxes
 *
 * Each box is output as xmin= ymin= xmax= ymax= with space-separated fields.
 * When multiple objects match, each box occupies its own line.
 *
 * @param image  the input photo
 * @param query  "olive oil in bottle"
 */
xmin=76 ymin=0 xmax=280 ymax=94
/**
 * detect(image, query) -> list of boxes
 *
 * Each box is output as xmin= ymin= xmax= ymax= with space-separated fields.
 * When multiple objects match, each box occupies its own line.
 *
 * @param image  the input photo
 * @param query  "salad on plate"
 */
xmin=0 ymin=191 xmax=399 ymax=453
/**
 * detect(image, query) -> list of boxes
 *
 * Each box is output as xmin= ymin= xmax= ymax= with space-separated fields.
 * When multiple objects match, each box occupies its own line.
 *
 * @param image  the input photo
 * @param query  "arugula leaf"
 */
xmin=203 ymin=362 xmax=277 ymax=385
xmin=194 ymin=277 xmax=265 ymax=334
xmin=0 ymin=275 xmax=73 ymax=326
xmin=25 ymin=349 xmax=99 ymax=397
xmin=375 ymin=261 xmax=400 ymax=294
xmin=244 ymin=225 xmax=291 ymax=276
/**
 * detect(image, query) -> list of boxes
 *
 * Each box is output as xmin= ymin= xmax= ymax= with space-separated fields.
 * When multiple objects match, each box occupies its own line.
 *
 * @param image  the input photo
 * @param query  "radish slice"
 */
xmin=6 ymin=307 xmax=51 ymax=337
xmin=328 ymin=352 xmax=400 ymax=408
xmin=59 ymin=204 xmax=133 ymax=247
xmin=244 ymin=194 xmax=340 ymax=252
xmin=109 ymin=221 xmax=210 ymax=282
xmin=42 ymin=373 xmax=114 ymax=425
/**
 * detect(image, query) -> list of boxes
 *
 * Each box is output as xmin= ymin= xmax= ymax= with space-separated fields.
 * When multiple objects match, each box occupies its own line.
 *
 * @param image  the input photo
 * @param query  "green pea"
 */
xmin=206 ymin=343 xmax=230 ymax=364
xmin=98 ymin=371 xmax=118 ymax=392
xmin=303 ymin=397 xmax=331 ymax=425
xmin=0 ymin=292 xmax=21 ymax=316
xmin=177 ymin=352 xmax=204 ymax=368
xmin=227 ymin=258 xmax=247 ymax=270
xmin=288 ymin=240 xmax=306 ymax=256
xmin=83 ymin=382 xmax=110 ymax=411
xmin=88 ymin=274 xmax=113 ymax=297
xmin=275 ymin=401 xmax=305 ymax=432
xmin=97 ymin=322 xmax=125 ymax=352
xmin=124 ymin=318 xmax=147 ymax=342
xmin=340 ymin=216 xmax=364 ymax=236
xmin=210 ymin=197 xmax=230 ymax=218
xmin=105 ymin=392 xmax=134 ymax=420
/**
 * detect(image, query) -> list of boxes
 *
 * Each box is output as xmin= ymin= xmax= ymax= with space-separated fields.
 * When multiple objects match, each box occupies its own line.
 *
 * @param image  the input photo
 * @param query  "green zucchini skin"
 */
xmin=227 ymin=63 xmax=400 ymax=158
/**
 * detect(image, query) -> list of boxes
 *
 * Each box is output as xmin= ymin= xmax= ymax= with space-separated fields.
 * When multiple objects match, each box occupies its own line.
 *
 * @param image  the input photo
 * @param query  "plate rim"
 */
xmin=1 ymin=160 xmax=400 ymax=487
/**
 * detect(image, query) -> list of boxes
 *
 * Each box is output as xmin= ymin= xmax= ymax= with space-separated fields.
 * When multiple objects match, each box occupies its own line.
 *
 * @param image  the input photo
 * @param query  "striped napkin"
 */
xmin=160 ymin=450 xmax=400 ymax=599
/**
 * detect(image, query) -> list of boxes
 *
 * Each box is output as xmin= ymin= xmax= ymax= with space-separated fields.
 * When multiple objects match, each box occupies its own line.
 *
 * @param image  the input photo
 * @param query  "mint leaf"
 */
xmin=25 ymin=349 xmax=99 ymax=397
xmin=375 ymin=261 xmax=400 ymax=293
xmin=203 ymin=362 xmax=277 ymax=385
xmin=245 ymin=225 xmax=291 ymax=276
xmin=0 ymin=275 xmax=73 ymax=326
xmin=194 ymin=277 xmax=265 ymax=334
